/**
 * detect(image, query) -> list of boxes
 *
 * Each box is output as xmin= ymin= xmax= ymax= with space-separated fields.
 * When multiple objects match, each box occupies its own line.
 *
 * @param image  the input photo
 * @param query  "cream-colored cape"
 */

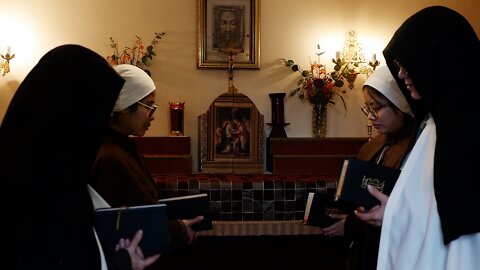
xmin=377 ymin=115 xmax=480 ymax=269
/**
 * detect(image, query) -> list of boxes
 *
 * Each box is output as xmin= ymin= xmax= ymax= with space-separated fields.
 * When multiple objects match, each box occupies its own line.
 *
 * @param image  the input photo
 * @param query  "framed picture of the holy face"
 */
xmin=197 ymin=0 xmax=260 ymax=69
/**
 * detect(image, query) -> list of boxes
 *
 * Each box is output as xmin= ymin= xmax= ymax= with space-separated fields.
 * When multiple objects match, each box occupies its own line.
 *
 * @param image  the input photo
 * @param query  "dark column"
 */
xmin=267 ymin=93 xmax=288 ymax=138
xmin=266 ymin=93 xmax=289 ymax=172
xmin=270 ymin=93 xmax=285 ymax=125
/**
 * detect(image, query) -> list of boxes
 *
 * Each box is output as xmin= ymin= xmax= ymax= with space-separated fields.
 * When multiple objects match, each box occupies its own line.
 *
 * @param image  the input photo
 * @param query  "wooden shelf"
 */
xmin=267 ymin=137 xmax=368 ymax=175
xmin=130 ymin=136 xmax=192 ymax=174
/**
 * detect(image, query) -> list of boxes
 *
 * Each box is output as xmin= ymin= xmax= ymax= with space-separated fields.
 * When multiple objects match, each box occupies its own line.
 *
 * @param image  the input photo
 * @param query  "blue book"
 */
xmin=304 ymin=192 xmax=354 ymax=227
xmin=94 ymin=204 xmax=170 ymax=262
xmin=157 ymin=193 xmax=213 ymax=231
xmin=335 ymin=158 xmax=401 ymax=209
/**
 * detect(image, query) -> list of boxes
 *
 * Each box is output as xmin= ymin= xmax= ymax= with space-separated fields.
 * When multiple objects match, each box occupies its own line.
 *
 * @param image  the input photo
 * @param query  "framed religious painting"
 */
xmin=198 ymin=92 xmax=264 ymax=173
xmin=197 ymin=0 xmax=260 ymax=69
xmin=213 ymin=104 xmax=253 ymax=159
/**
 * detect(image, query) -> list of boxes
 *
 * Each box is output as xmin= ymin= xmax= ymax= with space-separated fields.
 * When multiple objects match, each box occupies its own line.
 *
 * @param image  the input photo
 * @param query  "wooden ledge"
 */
xmin=198 ymin=220 xmax=324 ymax=236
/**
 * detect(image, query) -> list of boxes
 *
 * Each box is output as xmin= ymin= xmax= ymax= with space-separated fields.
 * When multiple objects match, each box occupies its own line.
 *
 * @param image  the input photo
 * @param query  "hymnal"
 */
xmin=304 ymin=192 xmax=354 ymax=227
xmin=94 ymin=204 xmax=170 ymax=262
xmin=157 ymin=193 xmax=213 ymax=231
xmin=335 ymin=158 xmax=401 ymax=209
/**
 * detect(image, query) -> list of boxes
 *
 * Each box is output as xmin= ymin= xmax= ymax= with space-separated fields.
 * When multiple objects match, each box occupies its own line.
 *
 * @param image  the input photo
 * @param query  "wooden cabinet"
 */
xmin=267 ymin=137 xmax=368 ymax=175
xmin=130 ymin=136 xmax=192 ymax=174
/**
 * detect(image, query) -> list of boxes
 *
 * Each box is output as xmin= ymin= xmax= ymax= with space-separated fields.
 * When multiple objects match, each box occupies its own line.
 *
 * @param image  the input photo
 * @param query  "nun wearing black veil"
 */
xmin=0 ymin=45 xmax=157 ymax=270
xmin=373 ymin=6 xmax=480 ymax=270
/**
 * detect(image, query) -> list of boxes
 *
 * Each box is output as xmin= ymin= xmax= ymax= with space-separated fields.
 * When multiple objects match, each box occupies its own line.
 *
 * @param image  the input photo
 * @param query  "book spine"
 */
xmin=335 ymin=159 xmax=349 ymax=201
xmin=303 ymin=193 xmax=315 ymax=224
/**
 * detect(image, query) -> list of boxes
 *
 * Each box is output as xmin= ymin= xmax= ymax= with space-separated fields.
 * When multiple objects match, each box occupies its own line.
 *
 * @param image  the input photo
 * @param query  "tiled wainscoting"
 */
xmin=154 ymin=174 xmax=349 ymax=270
xmin=154 ymin=173 xmax=338 ymax=222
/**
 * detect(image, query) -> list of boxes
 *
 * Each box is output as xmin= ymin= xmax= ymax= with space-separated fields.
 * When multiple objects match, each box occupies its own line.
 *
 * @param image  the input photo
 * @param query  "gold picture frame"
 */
xmin=198 ymin=92 xmax=265 ymax=173
xmin=197 ymin=0 xmax=260 ymax=69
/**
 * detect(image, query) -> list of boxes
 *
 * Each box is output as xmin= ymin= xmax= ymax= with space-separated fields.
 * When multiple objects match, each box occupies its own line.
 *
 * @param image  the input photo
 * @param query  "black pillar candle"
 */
xmin=269 ymin=93 xmax=286 ymax=124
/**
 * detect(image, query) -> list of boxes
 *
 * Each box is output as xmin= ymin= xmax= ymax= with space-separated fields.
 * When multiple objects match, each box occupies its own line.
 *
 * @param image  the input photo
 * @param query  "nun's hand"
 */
xmin=354 ymin=185 xmax=388 ymax=227
xmin=116 ymin=230 xmax=161 ymax=270
xmin=321 ymin=214 xmax=347 ymax=237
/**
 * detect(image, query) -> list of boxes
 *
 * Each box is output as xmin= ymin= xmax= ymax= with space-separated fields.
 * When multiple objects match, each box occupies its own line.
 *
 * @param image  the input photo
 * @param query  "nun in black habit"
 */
xmin=0 ymin=44 xmax=158 ymax=270
xmin=368 ymin=6 xmax=479 ymax=270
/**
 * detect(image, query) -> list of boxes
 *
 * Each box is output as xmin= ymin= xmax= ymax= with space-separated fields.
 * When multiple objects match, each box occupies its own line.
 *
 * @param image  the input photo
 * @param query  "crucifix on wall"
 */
xmin=220 ymin=47 xmax=243 ymax=93
xmin=198 ymin=47 xmax=264 ymax=174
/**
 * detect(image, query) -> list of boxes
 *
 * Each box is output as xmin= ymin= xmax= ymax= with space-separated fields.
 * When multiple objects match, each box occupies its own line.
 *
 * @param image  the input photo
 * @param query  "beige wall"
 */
xmin=1 ymin=0 xmax=479 ymax=171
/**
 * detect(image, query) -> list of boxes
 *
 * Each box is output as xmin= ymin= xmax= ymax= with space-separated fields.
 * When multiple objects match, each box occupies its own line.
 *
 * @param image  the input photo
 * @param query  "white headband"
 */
xmin=112 ymin=64 xmax=156 ymax=112
xmin=364 ymin=66 xmax=413 ymax=117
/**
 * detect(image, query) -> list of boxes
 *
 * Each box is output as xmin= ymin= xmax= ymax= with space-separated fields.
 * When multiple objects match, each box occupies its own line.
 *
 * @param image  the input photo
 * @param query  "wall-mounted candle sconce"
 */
xmin=331 ymin=31 xmax=379 ymax=89
xmin=169 ymin=102 xmax=185 ymax=136
xmin=1 ymin=46 xmax=15 ymax=76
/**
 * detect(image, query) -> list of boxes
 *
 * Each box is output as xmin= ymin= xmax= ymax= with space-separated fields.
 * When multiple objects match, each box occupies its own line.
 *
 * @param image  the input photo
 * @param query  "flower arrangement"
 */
xmin=283 ymin=45 xmax=346 ymax=113
xmin=107 ymin=32 xmax=165 ymax=76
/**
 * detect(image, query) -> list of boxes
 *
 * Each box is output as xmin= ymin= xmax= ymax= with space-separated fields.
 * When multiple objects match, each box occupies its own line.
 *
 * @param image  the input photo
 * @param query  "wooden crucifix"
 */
xmin=220 ymin=48 xmax=243 ymax=93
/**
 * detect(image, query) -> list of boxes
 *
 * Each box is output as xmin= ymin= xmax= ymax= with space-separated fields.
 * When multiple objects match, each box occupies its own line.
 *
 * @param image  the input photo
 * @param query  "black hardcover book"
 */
xmin=94 ymin=204 xmax=170 ymax=262
xmin=304 ymin=192 xmax=354 ymax=227
xmin=157 ymin=193 xmax=213 ymax=231
xmin=335 ymin=158 xmax=401 ymax=209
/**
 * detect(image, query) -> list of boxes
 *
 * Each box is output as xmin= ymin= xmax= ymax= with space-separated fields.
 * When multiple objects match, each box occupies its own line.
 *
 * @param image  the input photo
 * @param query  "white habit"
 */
xmin=377 ymin=115 xmax=480 ymax=269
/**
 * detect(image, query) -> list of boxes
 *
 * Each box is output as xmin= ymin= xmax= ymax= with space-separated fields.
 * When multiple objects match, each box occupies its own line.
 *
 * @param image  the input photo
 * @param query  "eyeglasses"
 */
xmin=361 ymin=104 xmax=388 ymax=119
xmin=136 ymin=101 xmax=157 ymax=117
xmin=393 ymin=59 xmax=402 ymax=69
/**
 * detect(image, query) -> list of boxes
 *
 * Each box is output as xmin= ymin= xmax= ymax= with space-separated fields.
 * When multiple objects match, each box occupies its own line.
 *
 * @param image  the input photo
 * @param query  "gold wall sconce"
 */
xmin=331 ymin=31 xmax=379 ymax=89
xmin=1 ymin=46 xmax=15 ymax=76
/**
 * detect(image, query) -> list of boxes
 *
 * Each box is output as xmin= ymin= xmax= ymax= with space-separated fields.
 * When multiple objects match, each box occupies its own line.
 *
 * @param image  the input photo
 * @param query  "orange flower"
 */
xmin=107 ymin=32 xmax=165 ymax=76
xmin=282 ymin=46 xmax=347 ymax=113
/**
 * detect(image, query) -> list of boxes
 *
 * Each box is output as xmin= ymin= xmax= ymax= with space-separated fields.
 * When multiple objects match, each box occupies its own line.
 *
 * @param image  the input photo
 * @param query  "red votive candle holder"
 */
xmin=169 ymin=102 xmax=185 ymax=136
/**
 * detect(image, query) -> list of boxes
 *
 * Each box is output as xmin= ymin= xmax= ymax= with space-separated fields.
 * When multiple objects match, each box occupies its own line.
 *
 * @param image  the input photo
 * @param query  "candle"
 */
xmin=335 ymin=51 xmax=341 ymax=60
xmin=169 ymin=102 xmax=185 ymax=136
xmin=269 ymin=93 xmax=286 ymax=124
xmin=6 ymin=46 xmax=11 ymax=55
xmin=273 ymin=99 xmax=284 ymax=124
xmin=371 ymin=53 xmax=376 ymax=63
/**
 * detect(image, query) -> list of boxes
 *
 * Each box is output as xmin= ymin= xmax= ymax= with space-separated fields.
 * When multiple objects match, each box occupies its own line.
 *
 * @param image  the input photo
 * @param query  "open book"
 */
xmin=88 ymin=185 xmax=170 ymax=261
xmin=158 ymin=193 xmax=213 ymax=231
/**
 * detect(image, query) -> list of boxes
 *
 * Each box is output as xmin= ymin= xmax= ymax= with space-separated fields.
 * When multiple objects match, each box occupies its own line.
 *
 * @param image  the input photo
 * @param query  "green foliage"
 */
xmin=107 ymin=32 xmax=166 ymax=76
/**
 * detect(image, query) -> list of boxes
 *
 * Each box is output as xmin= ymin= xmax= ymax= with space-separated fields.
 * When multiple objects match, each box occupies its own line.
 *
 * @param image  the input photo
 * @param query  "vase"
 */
xmin=312 ymin=103 xmax=328 ymax=138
